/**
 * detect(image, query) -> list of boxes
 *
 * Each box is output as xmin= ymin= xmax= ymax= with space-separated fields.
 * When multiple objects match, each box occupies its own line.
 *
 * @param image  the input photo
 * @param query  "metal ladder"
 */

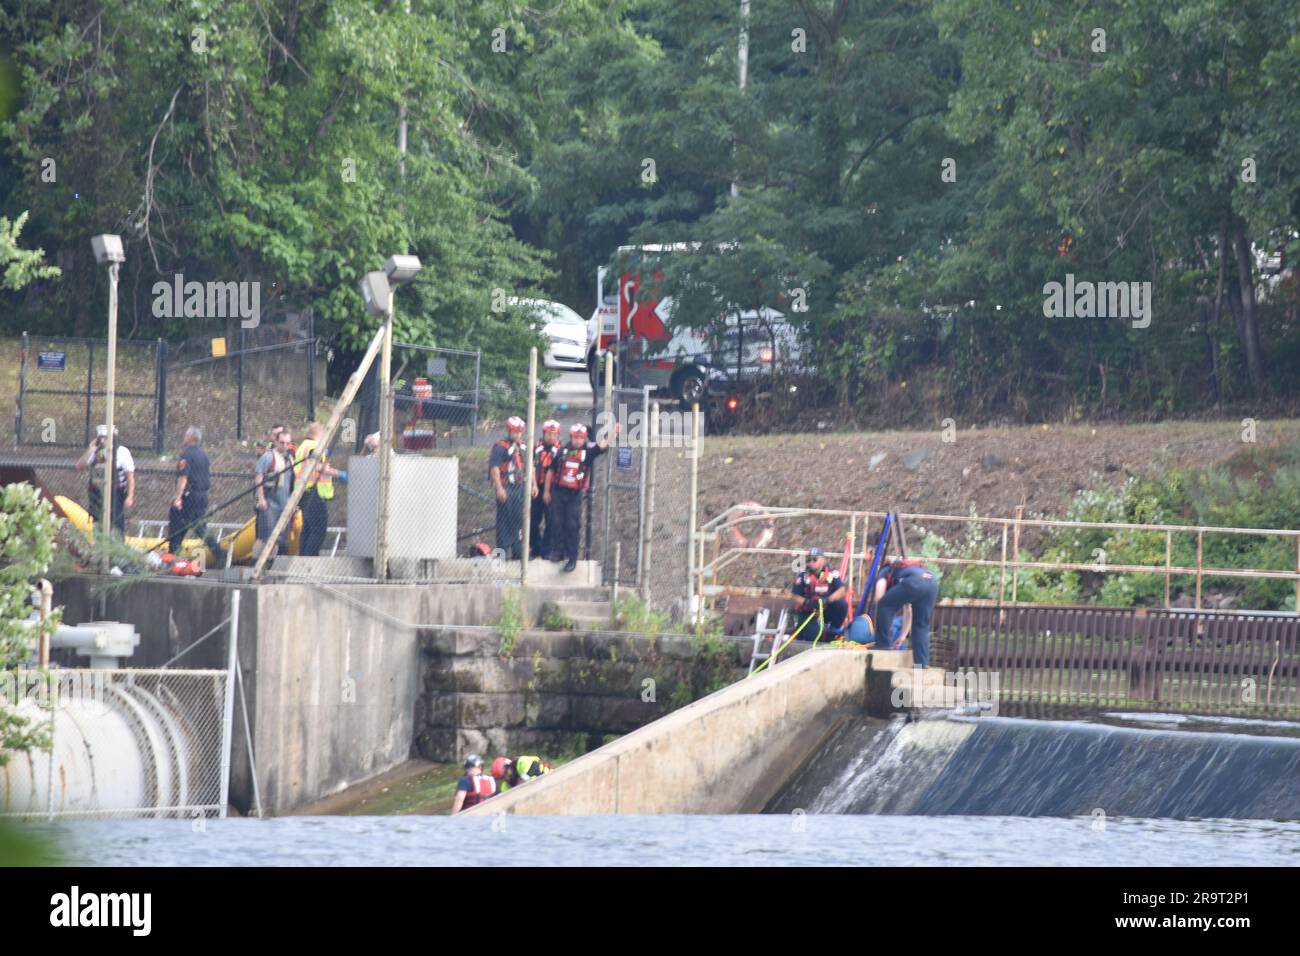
xmin=747 ymin=607 xmax=790 ymax=676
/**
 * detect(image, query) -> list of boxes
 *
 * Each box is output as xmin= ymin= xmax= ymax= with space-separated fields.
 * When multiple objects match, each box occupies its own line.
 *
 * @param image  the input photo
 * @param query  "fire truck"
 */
xmin=585 ymin=244 xmax=801 ymax=407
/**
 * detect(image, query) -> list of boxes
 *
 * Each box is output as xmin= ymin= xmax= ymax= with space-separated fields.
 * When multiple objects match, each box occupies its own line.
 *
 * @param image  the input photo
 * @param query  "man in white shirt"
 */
xmin=76 ymin=425 xmax=135 ymax=535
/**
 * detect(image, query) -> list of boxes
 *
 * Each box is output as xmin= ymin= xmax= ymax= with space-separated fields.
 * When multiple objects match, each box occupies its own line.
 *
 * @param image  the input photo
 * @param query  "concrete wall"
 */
xmin=465 ymin=647 xmax=876 ymax=815
xmin=51 ymin=575 xmax=604 ymax=815
xmin=418 ymin=629 xmax=765 ymax=762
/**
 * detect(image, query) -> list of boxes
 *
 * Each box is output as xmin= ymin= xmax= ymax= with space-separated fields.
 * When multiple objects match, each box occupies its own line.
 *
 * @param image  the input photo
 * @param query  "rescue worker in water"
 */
xmin=490 ymin=754 xmax=554 ymax=791
xmin=790 ymin=547 xmax=848 ymax=641
xmin=544 ymin=421 xmax=618 ymax=572
xmin=450 ymin=754 xmax=497 ymax=814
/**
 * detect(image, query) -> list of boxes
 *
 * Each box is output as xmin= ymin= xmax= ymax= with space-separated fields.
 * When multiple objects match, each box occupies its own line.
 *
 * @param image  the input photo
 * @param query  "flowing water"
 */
xmin=770 ymin=713 xmax=1300 ymax=819
xmin=30 ymin=814 xmax=1300 ymax=866
xmin=20 ymin=713 xmax=1300 ymax=866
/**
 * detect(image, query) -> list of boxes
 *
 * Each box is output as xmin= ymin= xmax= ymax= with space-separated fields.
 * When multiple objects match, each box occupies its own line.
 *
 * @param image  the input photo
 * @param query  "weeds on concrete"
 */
xmin=497 ymin=586 xmax=525 ymax=656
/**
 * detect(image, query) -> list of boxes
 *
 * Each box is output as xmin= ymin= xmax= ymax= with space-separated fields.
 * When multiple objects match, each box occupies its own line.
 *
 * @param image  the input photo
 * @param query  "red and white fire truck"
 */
xmin=585 ymin=244 xmax=801 ymax=406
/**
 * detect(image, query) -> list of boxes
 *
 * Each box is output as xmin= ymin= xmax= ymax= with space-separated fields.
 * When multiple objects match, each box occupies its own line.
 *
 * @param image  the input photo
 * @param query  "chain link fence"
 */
xmin=0 ymin=668 xmax=229 ymax=820
xmin=163 ymin=312 xmax=318 ymax=450
xmin=16 ymin=332 xmax=163 ymax=452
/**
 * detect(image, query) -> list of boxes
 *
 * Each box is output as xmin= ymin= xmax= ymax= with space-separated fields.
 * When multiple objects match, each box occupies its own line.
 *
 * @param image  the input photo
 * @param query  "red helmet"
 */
xmin=506 ymin=416 xmax=526 ymax=432
xmin=491 ymin=756 xmax=512 ymax=780
xmin=542 ymin=419 xmax=560 ymax=433
xmin=570 ymin=423 xmax=588 ymax=438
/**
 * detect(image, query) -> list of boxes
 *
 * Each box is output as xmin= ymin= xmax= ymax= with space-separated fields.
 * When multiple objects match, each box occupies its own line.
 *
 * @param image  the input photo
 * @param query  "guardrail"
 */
xmin=695 ymin=505 xmax=1300 ymax=617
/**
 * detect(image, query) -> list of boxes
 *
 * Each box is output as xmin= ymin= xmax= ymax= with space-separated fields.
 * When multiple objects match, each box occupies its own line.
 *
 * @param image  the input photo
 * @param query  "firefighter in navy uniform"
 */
xmin=489 ymin=416 xmax=528 ymax=559
xmin=530 ymin=420 xmax=562 ymax=560
xmin=544 ymin=422 xmax=616 ymax=572
xmin=790 ymin=547 xmax=848 ymax=642
xmin=872 ymin=557 xmax=939 ymax=667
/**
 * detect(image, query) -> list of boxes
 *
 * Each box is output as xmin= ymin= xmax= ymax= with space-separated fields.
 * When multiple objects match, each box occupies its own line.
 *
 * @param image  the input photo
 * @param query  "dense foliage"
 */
xmin=919 ymin=444 xmax=1300 ymax=610
xmin=1 ymin=1 xmax=1296 ymax=419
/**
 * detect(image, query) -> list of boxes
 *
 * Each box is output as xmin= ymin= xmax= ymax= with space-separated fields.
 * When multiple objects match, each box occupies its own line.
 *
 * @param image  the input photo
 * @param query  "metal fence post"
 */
xmin=687 ymin=402 xmax=700 ymax=624
xmin=635 ymin=386 xmax=650 ymax=588
xmin=471 ymin=349 xmax=481 ymax=446
xmin=640 ymin=401 xmax=660 ymax=605
xmin=16 ymin=330 xmax=27 ymax=447
xmin=219 ymin=589 xmax=240 ymax=819
xmin=154 ymin=338 xmax=167 ymax=452
xmin=84 ymin=339 xmax=94 ymax=447
xmin=306 ymin=308 xmax=316 ymax=420
xmin=236 ymin=325 xmax=245 ymax=441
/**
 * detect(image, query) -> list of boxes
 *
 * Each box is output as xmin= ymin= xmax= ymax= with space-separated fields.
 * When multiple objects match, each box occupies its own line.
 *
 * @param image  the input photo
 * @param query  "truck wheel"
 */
xmin=673 ymin=369 xmax=707 ymax=406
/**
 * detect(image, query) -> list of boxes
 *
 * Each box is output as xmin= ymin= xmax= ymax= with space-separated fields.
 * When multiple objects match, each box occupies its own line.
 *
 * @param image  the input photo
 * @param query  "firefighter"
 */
xmin=544 ymin=422 xmax=616 ymax=572
xmin=76 ymin=425 xmax=134 ymax=536
xmin=295 ymin=421 xmax=342 ymax=557
xmin=872 ymin=558 xmax=939 ymax=667
xmin=790 ymin=547 xmax=848 ymax=642
xmin=450 ymin=754 xmax=497 ymax=814
xmin=489 ymin=416 xmax=528 ymax=559
xmin=530 ymin=420 xmax=562 ymax=560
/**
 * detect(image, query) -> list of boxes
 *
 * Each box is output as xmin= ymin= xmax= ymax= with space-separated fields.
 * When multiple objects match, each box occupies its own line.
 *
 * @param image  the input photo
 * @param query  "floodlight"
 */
xmin=360 ymin=271 xmax=393 ymax=318
xmin=383 ymin=255 xmax=422 ymax=287
xmin=90 ymin=234 xmax=125 ymax=265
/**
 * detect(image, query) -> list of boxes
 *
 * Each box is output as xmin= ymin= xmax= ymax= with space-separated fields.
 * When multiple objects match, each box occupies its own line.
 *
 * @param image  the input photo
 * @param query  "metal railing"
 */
xmin=939 ymin=604 xmax=1300 ymax=717
xmin=696 ymin=505 xmax=1300 ymax=615
xmin=131 ymin=519 xmax=347 ymax=567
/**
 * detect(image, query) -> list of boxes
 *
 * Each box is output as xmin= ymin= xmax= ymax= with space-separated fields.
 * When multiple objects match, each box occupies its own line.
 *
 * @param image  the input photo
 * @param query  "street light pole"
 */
xmin=361 ymin=256 xmax=421 ymax=582
xmin=375 ymin=287 xmax=394 ymax=580
xmin=91 ymin=234 xmax=125 ymax=572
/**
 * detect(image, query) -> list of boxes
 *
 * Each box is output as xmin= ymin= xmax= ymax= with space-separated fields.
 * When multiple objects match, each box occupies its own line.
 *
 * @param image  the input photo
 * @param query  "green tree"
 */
xmin=1 ymin=483 xmax=61 ymax=762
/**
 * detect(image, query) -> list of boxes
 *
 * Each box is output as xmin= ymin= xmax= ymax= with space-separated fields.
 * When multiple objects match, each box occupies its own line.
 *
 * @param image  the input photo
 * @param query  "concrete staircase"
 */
xmin=554 ymin=598 xmax=613 ymax=630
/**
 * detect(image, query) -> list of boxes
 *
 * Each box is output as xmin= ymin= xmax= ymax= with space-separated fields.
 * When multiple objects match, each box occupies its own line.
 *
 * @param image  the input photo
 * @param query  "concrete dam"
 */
xmin=470 ymin=650 xmax=1300 ymax=821
xmin=770 ymin=715 xmax=1300 ymax=819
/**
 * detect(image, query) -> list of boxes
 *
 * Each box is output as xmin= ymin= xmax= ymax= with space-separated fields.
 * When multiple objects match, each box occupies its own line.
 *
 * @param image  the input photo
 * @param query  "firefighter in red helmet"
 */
xmin=530 ymin=419 xmax=562 ymax=560
xmin=489 ymin=416 xmax=528 ymax=559
xmin=544 ymin=421 xmax=616 ymax=572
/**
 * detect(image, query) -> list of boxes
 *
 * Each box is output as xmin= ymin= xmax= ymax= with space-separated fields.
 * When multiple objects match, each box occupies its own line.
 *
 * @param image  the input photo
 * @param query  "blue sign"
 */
xmin=37 ymin=351 xmax=66 ymax=371
xmin=616 ymin=446 xmax=634 ymax=471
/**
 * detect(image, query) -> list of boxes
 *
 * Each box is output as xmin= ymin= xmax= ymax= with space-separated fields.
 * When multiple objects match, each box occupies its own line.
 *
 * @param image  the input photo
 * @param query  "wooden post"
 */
xmin=252 ymin=322 xmax=386 ymax=580
xmin=521 ymin=347 xmax=537 ymax=587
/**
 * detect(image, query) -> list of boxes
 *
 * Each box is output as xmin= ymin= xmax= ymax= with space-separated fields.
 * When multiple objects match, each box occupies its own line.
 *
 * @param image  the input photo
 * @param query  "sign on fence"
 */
xmin=37 ymin=351 xmax=66 ymax=371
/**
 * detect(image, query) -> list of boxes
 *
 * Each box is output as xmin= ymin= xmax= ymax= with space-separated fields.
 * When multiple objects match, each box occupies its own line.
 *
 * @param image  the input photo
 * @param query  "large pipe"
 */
xmin=1 ymin=679 xmax=194 ymax=817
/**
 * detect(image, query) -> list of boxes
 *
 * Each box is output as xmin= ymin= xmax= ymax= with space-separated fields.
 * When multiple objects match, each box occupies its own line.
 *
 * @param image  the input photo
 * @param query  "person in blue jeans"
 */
xmin=872 ymin=558 xmax=939 ymax=667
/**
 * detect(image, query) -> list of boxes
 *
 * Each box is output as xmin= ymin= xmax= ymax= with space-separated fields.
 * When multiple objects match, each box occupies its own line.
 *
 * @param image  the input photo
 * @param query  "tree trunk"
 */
xmin=1231 ymin=218 xmax=1265 ymax=394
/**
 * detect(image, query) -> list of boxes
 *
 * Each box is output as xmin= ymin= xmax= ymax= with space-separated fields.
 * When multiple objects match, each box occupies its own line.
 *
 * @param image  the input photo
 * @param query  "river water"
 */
xmin=34 ymin=814 xmax=1300 ymax=867
xmin=23 ymin=712 xmax=1300 ymax=866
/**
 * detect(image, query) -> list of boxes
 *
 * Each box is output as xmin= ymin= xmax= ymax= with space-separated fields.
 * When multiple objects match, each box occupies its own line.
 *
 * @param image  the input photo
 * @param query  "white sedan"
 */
xmin=514 ymin=297 xmax=589 ymax=371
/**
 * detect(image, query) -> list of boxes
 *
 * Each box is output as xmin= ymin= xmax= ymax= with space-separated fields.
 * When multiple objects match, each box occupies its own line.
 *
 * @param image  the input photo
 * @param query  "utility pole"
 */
xmin=732 ymin=0 xmax=749 ymax=199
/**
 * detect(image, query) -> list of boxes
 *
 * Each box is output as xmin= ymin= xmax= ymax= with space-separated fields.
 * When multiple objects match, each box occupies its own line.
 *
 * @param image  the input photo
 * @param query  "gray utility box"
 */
xmin=346 ymin=455 xmax=458 ymax=559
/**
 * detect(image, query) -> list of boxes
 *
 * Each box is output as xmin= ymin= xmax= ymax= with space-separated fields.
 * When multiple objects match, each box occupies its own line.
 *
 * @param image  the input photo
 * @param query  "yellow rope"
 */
xmin=752 ymin=600 xmax=822 ymax=676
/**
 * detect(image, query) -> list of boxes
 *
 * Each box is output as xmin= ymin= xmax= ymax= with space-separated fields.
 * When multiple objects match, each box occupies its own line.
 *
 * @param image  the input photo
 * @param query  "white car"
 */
xmin=513 ymin=298 xmax=589 ymax=371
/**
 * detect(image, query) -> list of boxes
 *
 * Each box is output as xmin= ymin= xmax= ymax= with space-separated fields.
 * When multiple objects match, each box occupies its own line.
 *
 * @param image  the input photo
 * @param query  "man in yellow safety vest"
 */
xmin=295 ymin=421 xmax=344 ymax=557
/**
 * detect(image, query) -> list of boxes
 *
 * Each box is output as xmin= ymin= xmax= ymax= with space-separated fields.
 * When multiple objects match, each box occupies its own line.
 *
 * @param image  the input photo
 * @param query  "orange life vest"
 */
xmin=462 ymin=773 xmax=497 ymax=810
xmin=555 ymin=446 xmax=592 ymax=491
